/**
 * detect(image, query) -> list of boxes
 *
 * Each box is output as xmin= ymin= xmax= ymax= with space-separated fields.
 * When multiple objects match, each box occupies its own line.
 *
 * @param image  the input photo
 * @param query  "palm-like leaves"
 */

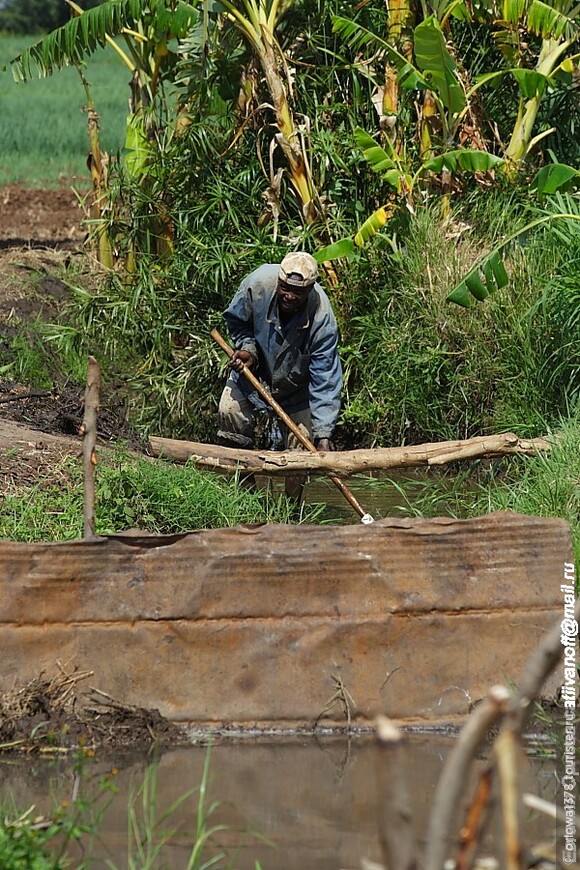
xmin=10 ymin=0 xmax=200 ymax=81
xmin=447 ymin=192 xmax=580 ymax=306
xmin=503 ymin=0 xmax=579 ymax=40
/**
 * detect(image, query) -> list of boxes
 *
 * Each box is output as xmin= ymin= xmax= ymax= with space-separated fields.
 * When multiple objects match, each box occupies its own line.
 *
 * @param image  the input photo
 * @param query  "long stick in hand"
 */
xmin=211 ymin=329 xmax=374 ymax=524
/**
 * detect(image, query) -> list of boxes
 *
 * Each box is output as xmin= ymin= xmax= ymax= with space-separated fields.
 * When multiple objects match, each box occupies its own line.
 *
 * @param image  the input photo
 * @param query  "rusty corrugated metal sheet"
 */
xmin=0 ymin=513 xmax=570 ymax=728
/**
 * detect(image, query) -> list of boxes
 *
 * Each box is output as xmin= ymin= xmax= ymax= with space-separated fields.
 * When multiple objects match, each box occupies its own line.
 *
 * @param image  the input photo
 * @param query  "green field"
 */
xmin=0 ymin=35 xmax=128 ymax=186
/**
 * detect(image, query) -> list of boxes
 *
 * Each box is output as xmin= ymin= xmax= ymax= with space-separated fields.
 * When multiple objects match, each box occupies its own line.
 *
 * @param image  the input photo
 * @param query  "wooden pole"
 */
xmin=79 ymin=356 xmax=100 ymax=539
xmin=375 ymin=717 xmax=417 ymax=870
xmin=211 ymin=329 xmax=374 ymax=523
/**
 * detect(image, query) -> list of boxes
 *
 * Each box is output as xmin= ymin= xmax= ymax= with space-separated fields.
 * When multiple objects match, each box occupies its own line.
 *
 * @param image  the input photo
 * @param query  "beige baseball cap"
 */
xmin=278 ymin=252 xmax=318 ymax=288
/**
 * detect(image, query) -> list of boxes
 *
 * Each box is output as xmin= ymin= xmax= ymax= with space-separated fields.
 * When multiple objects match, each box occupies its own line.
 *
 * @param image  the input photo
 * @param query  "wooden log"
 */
xmin=148 ymin=432 xmax=552 ymax=476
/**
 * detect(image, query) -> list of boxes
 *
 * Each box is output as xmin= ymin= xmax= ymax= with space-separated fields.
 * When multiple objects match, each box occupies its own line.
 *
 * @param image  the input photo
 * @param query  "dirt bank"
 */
xmin=0 ymin=183 xmax=148 ymax=492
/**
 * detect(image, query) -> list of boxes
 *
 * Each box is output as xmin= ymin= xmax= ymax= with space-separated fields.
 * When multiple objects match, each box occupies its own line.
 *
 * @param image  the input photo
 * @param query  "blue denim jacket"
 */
xmin=223 ymin=264 xmax=342 ymax=439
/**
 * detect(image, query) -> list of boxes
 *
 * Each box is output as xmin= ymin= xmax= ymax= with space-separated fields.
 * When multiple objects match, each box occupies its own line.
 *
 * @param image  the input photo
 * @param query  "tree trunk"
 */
xmin=148 ymin=432 xmax=551 ymax=476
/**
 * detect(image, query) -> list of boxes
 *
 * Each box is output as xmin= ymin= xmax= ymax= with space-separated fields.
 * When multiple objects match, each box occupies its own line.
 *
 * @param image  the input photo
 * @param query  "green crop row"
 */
xmin=0 ymin=35 xmax=127 ymax=186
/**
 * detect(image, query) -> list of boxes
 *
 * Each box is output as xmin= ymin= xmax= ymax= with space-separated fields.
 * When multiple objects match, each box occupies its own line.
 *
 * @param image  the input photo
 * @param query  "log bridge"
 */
xmin=148 ymin=432 xmax=551 ymax=476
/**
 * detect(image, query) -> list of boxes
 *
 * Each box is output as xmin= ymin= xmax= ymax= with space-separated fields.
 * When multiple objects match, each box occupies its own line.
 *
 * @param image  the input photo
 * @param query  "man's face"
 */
xmin=276 ymin=279 xmax=314 ymax=315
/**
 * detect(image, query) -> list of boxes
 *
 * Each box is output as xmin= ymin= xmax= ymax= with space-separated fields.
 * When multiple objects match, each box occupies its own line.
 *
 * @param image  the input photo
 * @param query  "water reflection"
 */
xmin=302 ymin=467 xmax=458 ymax=524
xmin=0 ymin=734 xmax=558 ymax=869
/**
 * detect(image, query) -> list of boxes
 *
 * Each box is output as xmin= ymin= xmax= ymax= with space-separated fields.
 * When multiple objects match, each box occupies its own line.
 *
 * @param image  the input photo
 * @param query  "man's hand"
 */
xmin=229 ymin=350 xmax=255 ymax=373
xmin=315 ymin=438 xmax=333 ymax=452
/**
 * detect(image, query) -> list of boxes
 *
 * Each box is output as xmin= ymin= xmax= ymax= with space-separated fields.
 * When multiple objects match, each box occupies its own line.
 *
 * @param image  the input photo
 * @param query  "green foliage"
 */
xmin=1 ymin=750 xmax=271 ymax=870
xmin=0 ymin=810 xmax=63 ymax=869
xmin=0 ymin=35 xmax=127 ymax=185
xmin=0 ymin=318 xmax=87 ymax=389
xmin=404 ymin=414 xmax=580 ymax=565
xmin=337 ymin=194 xmax=580 ymax=445
xmin=0 ymin=450 xmax=324 ymax=542
xmin=414 ymin=16 xmax=466 ymax=114
xmin=447 ymin=192 xmax=580 ymax=306
xmin=10 ymin=0 xmax=199 ymax=81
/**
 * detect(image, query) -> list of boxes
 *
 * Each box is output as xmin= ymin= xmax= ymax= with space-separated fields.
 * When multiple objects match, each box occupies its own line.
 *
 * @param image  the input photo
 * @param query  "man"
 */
xmin=217 ymin=251 xmax=342 ymax=497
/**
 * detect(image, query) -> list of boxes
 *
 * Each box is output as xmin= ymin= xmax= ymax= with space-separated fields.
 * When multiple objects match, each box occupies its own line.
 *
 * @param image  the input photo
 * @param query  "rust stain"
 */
xmin=0 ymin=513 xmax=570 ymax=727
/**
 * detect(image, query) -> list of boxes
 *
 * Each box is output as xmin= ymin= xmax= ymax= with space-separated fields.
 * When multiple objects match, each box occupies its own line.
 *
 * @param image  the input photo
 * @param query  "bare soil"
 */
xmin=0 ymin=186 xmax=183 ymax=749
xmin=0 ymin=184 xmax=146 ymax=493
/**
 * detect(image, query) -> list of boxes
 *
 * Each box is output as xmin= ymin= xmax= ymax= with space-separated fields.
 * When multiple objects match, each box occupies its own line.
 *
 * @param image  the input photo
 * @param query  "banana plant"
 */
xmin=313 ymin=29 xmax=503 ymax=264
xmin=11 ymin=0 xmax=202 ymax=262
xmin=195 ymin=0 xmax=329 ymax=230
xmin=447 ymin=189 xmax=580 ymax=307
xmin=493 ymin=0 xmax=580 ymax=171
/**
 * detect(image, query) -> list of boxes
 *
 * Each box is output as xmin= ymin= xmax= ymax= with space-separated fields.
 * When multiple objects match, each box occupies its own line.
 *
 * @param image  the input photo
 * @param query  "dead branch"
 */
xmin=375 ymin=717 xmax=417 ymax=870
xmin=455 ymin=766 xmax=494 ymax=870
xmin=507 ymin=596 xmax=580 ymax=735
xmin=424 ymin=685 xmax=511 ymax=870
xmin=314 ymin=673 xmax=356 ymax=729
xmin=495 ymin=729 xmax=525 ymax=870
xmin=79 ymin=356 xmax=100 ymax=538
xmin=148 ymin=432 xmax=551 ymax=476
xmin=0 ymin=390 xmax=51 ymax=404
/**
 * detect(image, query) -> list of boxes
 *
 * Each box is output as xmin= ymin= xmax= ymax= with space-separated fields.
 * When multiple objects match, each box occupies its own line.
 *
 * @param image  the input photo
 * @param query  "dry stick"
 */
xmin=494 ymin=728 xmax=525 ymax=870
xmin=455 ymin=766 xmax=494 ymax=870
xmin=211 ymin=328 xmax=374 ymax=523
xmin=424 ymin=685 xmax=511 ymax=870
xmin=0 ymin=390 xmax=51 ymax=403
xmin=79 ymin=356 xmax=100 ymax=538
xmin=375 ymin=717 xmax=417 ymax=870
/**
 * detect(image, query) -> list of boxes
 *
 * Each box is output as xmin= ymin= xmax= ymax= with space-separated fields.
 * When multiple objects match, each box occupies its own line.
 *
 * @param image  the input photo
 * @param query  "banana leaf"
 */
xmin=354 ymin=128 xmax=410 ymax=191
xmin=11 ymin=0 xmax=199 ymax=81
xmin=449 ymin=203 xmax=580 ymax=307
xmin=413 ymin=16 xmax=466 ymax=114
xmin=314 ymin=239 xmax=357 ymax=262
xmin=511 ymin=68 xmax=551 ymax=98
xmin=530 ymin=163 xmax=579 ymax=195
xmin=423 ymin=150 xmax=504 ymax=173
xmin=354 ymin=208 xmax=389 ymax=247
xmin=447 ymin=250 xmax=509 ymax=307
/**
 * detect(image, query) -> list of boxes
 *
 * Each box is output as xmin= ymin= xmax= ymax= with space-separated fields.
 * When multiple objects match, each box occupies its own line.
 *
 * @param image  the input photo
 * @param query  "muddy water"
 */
xmin=0 ymin=734 xmax=557 ymax=868
xmin=299 ymin=466 xmax=464 ymax=523
xmin=305 ymin=472 xmax=427 ymax=522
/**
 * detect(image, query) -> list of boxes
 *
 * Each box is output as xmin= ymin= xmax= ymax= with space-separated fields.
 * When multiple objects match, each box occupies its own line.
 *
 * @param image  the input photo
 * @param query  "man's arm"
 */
xmin=308 ymin=322 xmax=342 ymax=444
xmin=223 ymin=283 xmax=259 ymax=362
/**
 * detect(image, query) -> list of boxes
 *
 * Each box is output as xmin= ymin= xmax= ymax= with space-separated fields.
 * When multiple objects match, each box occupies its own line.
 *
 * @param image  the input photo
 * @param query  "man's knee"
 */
xmin=218 ymin=382 xmax=255 ymax=447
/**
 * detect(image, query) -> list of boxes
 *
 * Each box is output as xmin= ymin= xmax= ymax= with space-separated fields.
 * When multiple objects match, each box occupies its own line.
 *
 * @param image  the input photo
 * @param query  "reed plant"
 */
xmin=0 ymin=749 xmax=268 ymax=869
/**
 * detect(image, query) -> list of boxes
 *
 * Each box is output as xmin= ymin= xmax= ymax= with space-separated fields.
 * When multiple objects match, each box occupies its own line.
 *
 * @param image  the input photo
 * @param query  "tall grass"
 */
xmin=0 ymin=450 xmax=324 ymax=542
xmin=378 ymin=414 xmax=580 ymax=566
xmin=0 ymin=35 xmax=127 ymax=186
xmin=339 ymin=194 xmax=580 ymax=447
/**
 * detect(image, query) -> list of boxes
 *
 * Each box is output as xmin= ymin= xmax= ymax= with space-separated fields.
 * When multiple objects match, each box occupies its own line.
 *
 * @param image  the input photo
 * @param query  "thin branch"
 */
xmin=79 ymin=355 xmax=100 ymax=539
xmin=424 ymin=685 xmax=511 ymax=870
xmin=0 ymin=390 xmax=51 ymax=404
xmin=375 ymin=717 xmax=417 ymax=870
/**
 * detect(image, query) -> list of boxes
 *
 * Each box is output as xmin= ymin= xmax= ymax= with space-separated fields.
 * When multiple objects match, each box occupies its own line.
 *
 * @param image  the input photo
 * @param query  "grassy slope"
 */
xmin=0 ymin=35 xmax=127 ymax=186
